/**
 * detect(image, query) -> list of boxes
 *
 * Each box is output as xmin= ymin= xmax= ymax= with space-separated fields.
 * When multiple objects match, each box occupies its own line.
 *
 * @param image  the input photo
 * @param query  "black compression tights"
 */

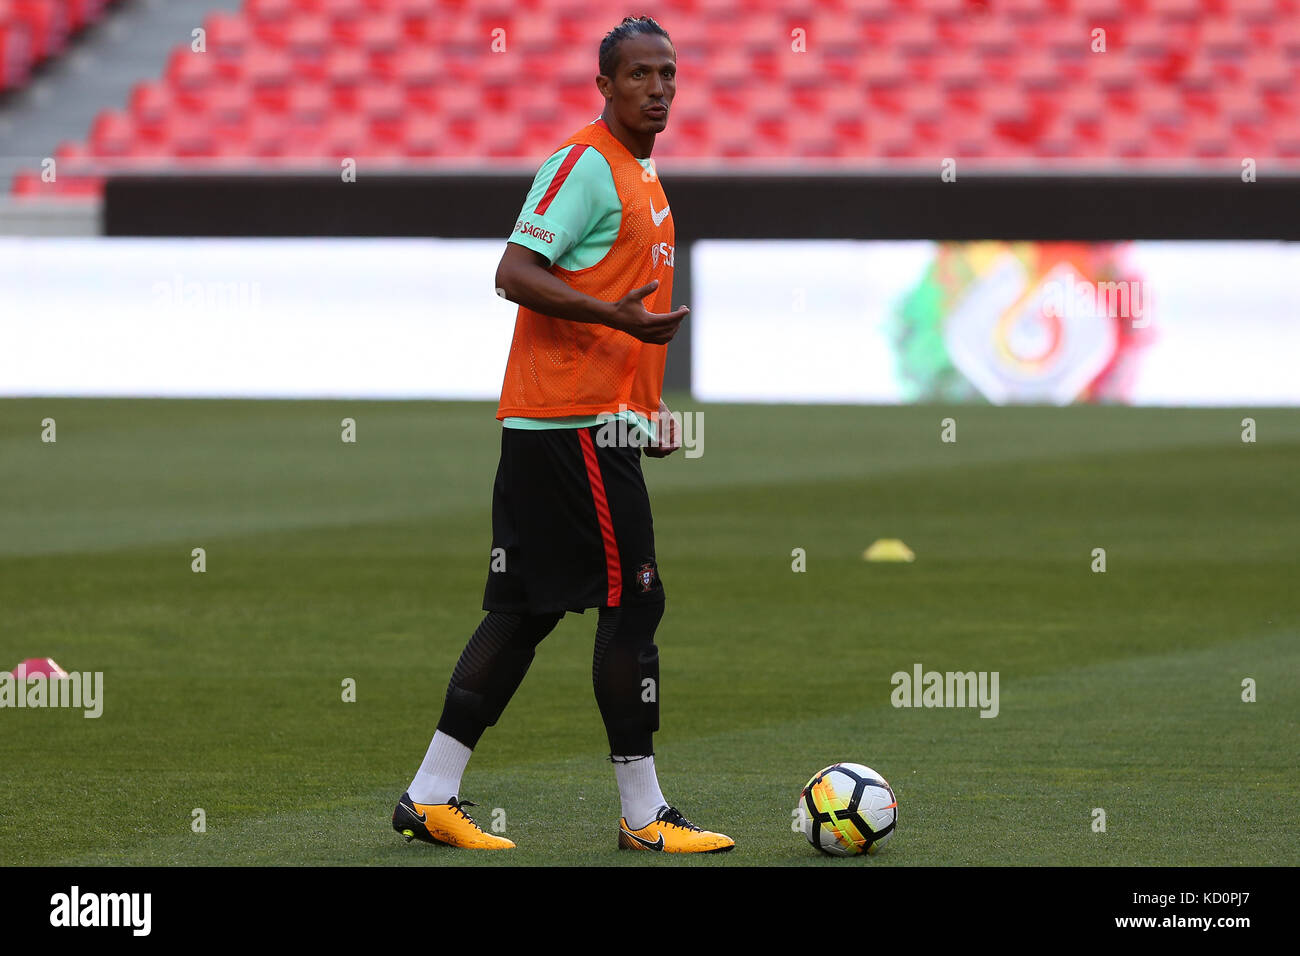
xmin=435 ymin=601 xmax=664 ymax=754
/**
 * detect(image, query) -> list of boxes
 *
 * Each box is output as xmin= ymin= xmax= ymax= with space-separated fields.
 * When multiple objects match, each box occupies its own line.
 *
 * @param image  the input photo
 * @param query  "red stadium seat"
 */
xmin=129 ymin=80 xmax=171 ymax=120
xmin=204 ymin=83 xmax=250 ymax=123
xmin=1274 ymin=114 xmax=1300 ymax=156
xmin=357 ymin=81 xmax=402 ymax=121
xmin=88 ymin=110 xmax=135 ymax=157
xmin=478 ymin=45 xmax=523 ymax=87
xmin=247 ymin=0 xmax=294 ymax=19
xmin=389 ymin=45 xmax=438 ymax=86
xmin=1250 ymin=51 xmax=1295 ymax=93
xmin=811 ymin=10 xmax=862 ymax=57
xmin=400 ymin=10 xmax=438 ymax=45
xmin=1216 ymin=83 xmax=1269 ymax=125
xmin=8 ymin=0 xmax=71 ymax=63
xmin=1173 ymin=51 xmax=1220 ymax=91
xmin=899 ymin=84 xmax=946 ymax=122
xmin=13 ymin=0 xmax=1300 ymax=191
xmin=886 ymin=17 xmax=939 ymax=58
xmin=286 ymin=14 xmax=328 ymax=56
xmin=321 ymin=113 xmax=370 ymax=158
xmin=1227 ymin=0 xmax=1283 ymax=24
xmin=1091 ymin=52 xmax=1140 ymax=92
xmin=933 ymin=50 xmax=983 ymax=92
xmin=248 ymin=0 xmax=294 ymax=47
xmin=357 ymin=15 xmax=402 ymax=53
xmin=10 ymin=168 xmax=43 ymax=195
xmin=861 ymin=49 xmax=906 ymax=88
xmin=1035 ymin=111 xmax=1078 ymax=158
xmin=1098 ymin=112 xmax=1156 ymax=157
xmin=435 ymin=84 xmax=484 ymax=120
xmin=1278 ymin=18 xmax=1300 ymax=57
xmin=871 ymin=111 xmax=922 ymax=159
xmin=509 ymin=12 xmax=559 ymax=55
xmin=1060 ymin=84 xmax=1107 ymax=122
xmin=245 ymin=45 xmax=294 ymax=111
xmin=1202 ymin=18 xmax=1250 ymax=60
xmin=63 ymin=0 xmax=110 ymax=33
xmin=248 ymin=110 xmax=305 ymax=157
xmin=286 ymin=81 xmax=329 ymax=122
xmin=0 ymin=21 xmax=34 ymax=91
xmin=475 ymin=114 xmax=528 ymax=158
xmin=128 ymin=81 xmax=173 ymax=147
xmin=167 ymin=111 xmax=220 ymax=157
xmin=53 ymin=138 xmax=89 ymax=164
xmin=1137 ymin=85 xmax=1185 ymax=124
xmin=204 ymin=12 xmax=250 ymax=57
xmin=1184 ymin=112 xmax=1232 ymax=157
xmin=324 ymin=45 xmax=367 ymax=84
xmin=167 ymin=47 xmax=220 ymax=113
xmin=400 ymin=113 xmax=444 ymax=156
xmin=1144 ymin=0 xmax=1203 ymax=21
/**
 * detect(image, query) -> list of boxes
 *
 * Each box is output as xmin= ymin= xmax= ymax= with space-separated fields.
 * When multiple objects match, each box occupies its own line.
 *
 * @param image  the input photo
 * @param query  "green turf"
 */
xmin=0 ymin=398 xmax=1296 ymax=865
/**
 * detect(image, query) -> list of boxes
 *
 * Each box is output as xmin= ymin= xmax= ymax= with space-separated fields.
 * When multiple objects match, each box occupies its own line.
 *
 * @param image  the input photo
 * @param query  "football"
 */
xmin=797 ymin=762 xmax=898 ymax=856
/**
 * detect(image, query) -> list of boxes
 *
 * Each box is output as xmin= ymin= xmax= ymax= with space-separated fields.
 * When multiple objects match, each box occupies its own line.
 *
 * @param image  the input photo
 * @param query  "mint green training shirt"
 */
xmin=502 ymin=128 xmax=659 ymax=443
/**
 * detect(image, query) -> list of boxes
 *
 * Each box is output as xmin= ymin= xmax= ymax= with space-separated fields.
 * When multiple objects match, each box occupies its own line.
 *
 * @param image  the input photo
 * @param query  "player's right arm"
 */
xmin=495 ymin=246 xmax=687 ymax=345
xmin=495 ymin=145 xmax=688 ymax=345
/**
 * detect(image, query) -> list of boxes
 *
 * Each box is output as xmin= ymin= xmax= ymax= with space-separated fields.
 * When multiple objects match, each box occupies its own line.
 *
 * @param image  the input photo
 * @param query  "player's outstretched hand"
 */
xmin=609 ymin=279 xmax=688 ymax=344
xmin=644 ymin=398 xmax=681 ymax=458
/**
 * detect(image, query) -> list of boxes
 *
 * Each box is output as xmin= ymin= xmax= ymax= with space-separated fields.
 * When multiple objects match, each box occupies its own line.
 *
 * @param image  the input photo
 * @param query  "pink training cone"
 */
xmin=10 ymin=658 xmax=70 ymax=678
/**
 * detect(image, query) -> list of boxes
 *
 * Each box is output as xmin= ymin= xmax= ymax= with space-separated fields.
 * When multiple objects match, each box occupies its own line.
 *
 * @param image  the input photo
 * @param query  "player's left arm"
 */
xmin=644 ymin=398 xmax=681 ymax=458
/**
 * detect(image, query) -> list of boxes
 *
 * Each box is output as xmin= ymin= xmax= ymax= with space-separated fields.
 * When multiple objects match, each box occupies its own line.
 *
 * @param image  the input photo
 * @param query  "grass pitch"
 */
xmin=1 ymin=397 xmax=1296 ymax=866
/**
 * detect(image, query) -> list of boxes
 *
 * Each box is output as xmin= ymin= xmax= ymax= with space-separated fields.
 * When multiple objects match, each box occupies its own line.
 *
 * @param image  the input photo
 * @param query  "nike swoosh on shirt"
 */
xmin=649 ymin=200 xmax=670 ymax=226
xmin=623 ymin=828 xmax=666 ymax=850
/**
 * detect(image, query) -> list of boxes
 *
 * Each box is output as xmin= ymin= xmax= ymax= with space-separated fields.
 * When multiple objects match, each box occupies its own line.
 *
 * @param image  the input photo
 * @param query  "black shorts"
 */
xmin=482 ymin=423 xmax=664 ymax=615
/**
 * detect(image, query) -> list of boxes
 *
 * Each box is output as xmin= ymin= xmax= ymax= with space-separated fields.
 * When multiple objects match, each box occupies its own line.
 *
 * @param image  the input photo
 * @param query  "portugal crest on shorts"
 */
xmin=636 ymin=561 xmax=658 ymax=592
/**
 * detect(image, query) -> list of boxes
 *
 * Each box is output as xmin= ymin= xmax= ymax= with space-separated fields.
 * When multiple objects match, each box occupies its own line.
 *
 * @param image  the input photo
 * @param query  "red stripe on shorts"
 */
xmin=534 ymin=144 xmax=589 ymax=216
xmin=578 ymin=428 xmax=622 ymax=607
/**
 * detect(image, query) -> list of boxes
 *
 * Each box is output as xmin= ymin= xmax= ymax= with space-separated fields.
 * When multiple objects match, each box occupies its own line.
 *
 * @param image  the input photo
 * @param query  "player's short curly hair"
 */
xmin=598 ymin=16 xmax=674 ymax=79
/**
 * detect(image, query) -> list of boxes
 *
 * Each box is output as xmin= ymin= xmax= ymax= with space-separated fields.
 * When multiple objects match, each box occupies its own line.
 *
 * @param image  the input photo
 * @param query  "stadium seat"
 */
xmin=1144 ymin=0 xmax=1203 ymax=21
xmin=1250 ymin=51 xmax=1294 ymax=93
xmin=286 ymin=81 xmax=328 ymax=122
xmin=245 ymin=45 xmax=294 ymax=110
xmin=321 ymin=112 xmax=368 ymax=156
xmin=0 ymin=20 xmax=33 ymax=91
xmin=8 ymin=0 xmax=70 ymax=63
xmin=128 ymin=81 xmax=172 ymax=146
xmin=286 ymin=13 xmax=328 ymax=56
xmin=166 ymin=111 xmax=219 ymax=157
xmin=389 ymin=43 xmax=437 ymax=87
xmin=88 ymin=109 xmax=134 ymax=157
xmin=10 ymin=0 xmax=1300 ymax=198
xmin=167 ymin=48 xmax=220 ymax=114
xmin=63 ymin=0 xmax=110 ymax=33
xmin=1202 ymin=18 xmax=1251 ymax=59
xmin=399 ymin=112 xmax=443 ymax=156
xmin=205 ymin=11 xmax=250 ymax=58
xmin=247 ymin=109 xmax=302 ymax=157
xmin=0 ymin=0 xmax=117 ymax=103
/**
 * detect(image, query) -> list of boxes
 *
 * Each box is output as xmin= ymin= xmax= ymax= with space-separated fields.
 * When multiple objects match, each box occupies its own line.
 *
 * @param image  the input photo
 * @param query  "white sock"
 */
xmin=408 ymin=730 xmax=472 ymax=805
xmin=614 ymin=755 xmax=668 ymax=830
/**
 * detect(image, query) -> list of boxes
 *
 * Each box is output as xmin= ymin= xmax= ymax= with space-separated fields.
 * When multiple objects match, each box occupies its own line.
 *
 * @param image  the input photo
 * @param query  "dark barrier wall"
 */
xmin=104 ymin=173 xmax=1300 ymax=392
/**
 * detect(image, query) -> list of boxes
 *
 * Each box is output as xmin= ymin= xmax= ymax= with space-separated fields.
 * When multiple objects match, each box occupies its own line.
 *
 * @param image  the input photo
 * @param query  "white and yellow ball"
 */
xmin=797 ymin=762 xmax=897 ymax=856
